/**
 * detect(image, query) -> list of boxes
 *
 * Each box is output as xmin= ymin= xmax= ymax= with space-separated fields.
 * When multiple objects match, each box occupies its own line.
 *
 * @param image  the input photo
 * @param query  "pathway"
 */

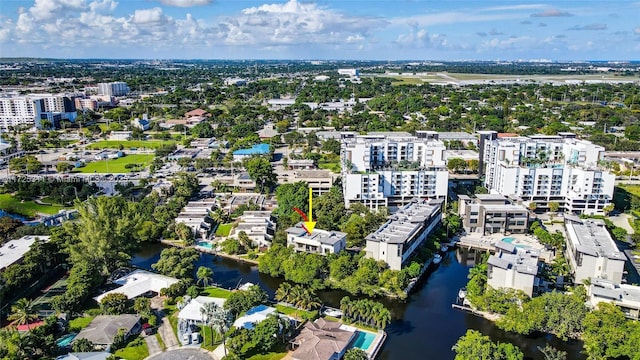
xmin=610 ymin=213 xmax=635 ymax=234
xmin=158 ymin=311 xmax=180 ymax=350
xmin=145 ymin=334 xmax=162 ymax=356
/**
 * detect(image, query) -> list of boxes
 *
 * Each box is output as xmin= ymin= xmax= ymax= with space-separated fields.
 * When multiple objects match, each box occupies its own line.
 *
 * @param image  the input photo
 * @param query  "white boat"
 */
xmin=458 ymin=288 xmax=467 ymax=299
xmin=433 ymin=254 xmax=442 ymax=264
xmin=440 ymin=244 xmax=448 ymax=253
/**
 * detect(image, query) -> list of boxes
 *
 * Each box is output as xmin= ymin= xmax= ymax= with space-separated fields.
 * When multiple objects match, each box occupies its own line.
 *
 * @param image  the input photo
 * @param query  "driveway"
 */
xmin=146 ymin=348 xmax=214 ymax=360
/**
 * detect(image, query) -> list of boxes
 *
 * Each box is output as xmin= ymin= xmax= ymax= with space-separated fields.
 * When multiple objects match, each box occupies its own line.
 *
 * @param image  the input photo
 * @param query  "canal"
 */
xmin=132 ymin=244 xmax=585 ymax=360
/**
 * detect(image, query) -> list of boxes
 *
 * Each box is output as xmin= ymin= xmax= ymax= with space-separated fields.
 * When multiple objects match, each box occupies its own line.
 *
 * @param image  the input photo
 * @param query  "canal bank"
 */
xmin=132 ymin=244 xmax=586 ymax=360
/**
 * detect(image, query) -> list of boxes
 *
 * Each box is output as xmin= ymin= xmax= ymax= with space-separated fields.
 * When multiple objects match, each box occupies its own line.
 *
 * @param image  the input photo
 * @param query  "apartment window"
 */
xmin=397 ymin=245 xmax=401 ymax=257
xmin=470 ymin=219 xmax=478 ymax=224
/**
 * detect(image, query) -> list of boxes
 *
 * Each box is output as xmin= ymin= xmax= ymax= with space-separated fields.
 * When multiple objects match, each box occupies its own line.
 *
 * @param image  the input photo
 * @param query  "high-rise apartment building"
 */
xmin=341 ymin=132 xmax=448 ymax=209
xmin=0 ymin=94 xmax=76 ymax=130
xmin=480 ymin=132 xmax=615 ymax=214
xmin=98 ymin=82 xmax=130 ymax=97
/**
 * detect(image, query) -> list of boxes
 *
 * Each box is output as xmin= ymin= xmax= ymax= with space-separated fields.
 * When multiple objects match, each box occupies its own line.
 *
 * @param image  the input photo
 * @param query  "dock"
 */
xmin=454 ymin=237 xmax=497 ymax=252
xmin=451 ymin=304 xmax=501 ymax=321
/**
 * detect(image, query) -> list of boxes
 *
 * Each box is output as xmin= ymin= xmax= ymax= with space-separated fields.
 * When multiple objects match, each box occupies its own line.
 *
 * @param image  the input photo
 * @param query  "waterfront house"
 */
xmin=286 ymin=224 xmax=347 ymax=256
xmin=233 ymin=305 xmax=277 ymax=330
xmin=290 ymin=318 xmax=355 ymax=360
xmin=458 ymin=194 xmax=529 ymax=235
xmin=178 ymin=296 xmax=226 ymax=324
xmin=564 ymin=215 xmax=626 ymax=284
xmin=587 ymin=278 xmax=640 ymax=320
xmin=230 ymin=211 xmax=276 ymax=248
xmin=364 ymin=198 xmax=443 ymax=270
xmin=94 ymin=270 xmax=179 ymax=302
xmin=487 ymin=240 xmax=540 ymax=297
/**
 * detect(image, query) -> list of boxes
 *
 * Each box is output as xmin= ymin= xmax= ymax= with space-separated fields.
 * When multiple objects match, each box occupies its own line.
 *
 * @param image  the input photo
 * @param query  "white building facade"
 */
xmin=487 ymin=241 xmax=540 ymax=297
xmin=364 ymin=198 xmax=443 ymax=270
xmin=285 ymin=223 xmax=347 ymax=255
xmin=341 ymin=133 xmax=449 ymax=209
xmin=98 ymin=82 xmax=130 ymax=97
xmin=480 ymin=132 xmax=615 ymax=215
xmin=0 ymin=94 xmax=77 ymax=130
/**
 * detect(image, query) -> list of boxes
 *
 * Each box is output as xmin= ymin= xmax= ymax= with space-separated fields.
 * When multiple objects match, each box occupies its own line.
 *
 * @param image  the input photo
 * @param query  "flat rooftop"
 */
xmin=565 ymin=217 xmax=625 ymax=260
xmin=365 ymin=199 xmax=443 ymax=245
xmin=286 ymin=223 xmax=347 ymax=245
xmin=590 ymin=278 xmax=640 ymax=304
xmin=0 ymin=236 xmax=51 ymax=271
xmin=488 ymin=250 xmax=539 ymax=276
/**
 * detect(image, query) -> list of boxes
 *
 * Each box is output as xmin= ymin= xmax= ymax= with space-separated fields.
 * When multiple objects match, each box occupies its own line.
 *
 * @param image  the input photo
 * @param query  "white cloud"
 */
xmin=634 ymin=26 xmax=640 ymax=34
xmin=132 ymin=8 xmax=166 ymax=24
xmin=391 ymin=11 xmax=520 ymax=27
xmin=481 ymin=4 xmax=547 ymax=12
xmin=530 ymin=9 xmax=573 ymax=17
xmin=395 ymin=27 xmax=449 ymax=49
xmin=157 ymin=0 xmax=212 ymax=7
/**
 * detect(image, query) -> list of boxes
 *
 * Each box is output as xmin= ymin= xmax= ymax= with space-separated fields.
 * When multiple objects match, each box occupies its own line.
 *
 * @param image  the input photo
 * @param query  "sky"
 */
xmin=0 ymin=0 xmax=639 ymax=60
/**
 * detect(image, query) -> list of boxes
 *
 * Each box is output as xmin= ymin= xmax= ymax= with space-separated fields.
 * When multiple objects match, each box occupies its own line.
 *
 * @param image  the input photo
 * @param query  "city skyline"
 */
xmin=1 ymin=0 xmax=639 ymax=60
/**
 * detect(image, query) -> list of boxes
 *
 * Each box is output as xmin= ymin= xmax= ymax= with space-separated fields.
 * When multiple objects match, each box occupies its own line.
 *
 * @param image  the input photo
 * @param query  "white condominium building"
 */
xmin=487 ymin=240 xmax=540 ymax=297
xmin=0 ymin=94 xmax=77 ymax=130
xmin=98 ymin=82 xmax=130 ymax=97
xmin=285 ymin=223 xmax=347 ymax=255
xmin=564 ymin=215 xmax=626 ymax=284
xmin=341 ymin=132 xmax=448 ymax=209
xmin=364 ymin=198 xmax=443 ymax=270
xmin=480 ymin=132 xmax=615 ymax=215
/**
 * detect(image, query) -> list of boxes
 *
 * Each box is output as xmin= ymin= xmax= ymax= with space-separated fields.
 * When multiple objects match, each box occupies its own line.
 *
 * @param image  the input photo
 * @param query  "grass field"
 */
xmin=87 ymin=140 xmax=177 ymax=150
xmin=0 ymin=193 xmax=67 ymax=217
xmin=75 ymin=154 xmax=154 ymax=173
xmin=318 ymin=162 xmax=341 ymax=173
xmin=113 ymin=335 xmax=149 ymax=360
xmin=216 ymin=223 xmax=234 ymax=237
xmin=202 ymin=286 xmax=233 ymax=298
xmin=275 ymin=304 xmax=313 ymax=319
xmin=68 ymin=316 xmax=95 ymax=332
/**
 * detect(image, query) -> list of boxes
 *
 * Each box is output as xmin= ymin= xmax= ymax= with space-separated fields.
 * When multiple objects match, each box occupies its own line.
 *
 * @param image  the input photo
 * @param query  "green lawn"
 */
xmin=0 ymin=193 xmax=68 ymax=217
xmin=155 ymin=333 xmax=166 ymax=351
xmin=275 ymin=304 xmax=314 ymax=320
xmin=246 ymin=343 xmax=289 ymax=360
xmin=68 ymin=316 xmax=95 ymax=332
xmin=87 ymin=140 xmax=176 ymax=150
xmin=216 ymin=223 xmax=234 ymax=237
xmin=75 ymin=154 xmax=154 ymax=173
xmin=199 ymin=325 xmax=221 ymax=351
xmin=113 ymin=335 xmax=149 ymax=360
xmin=318 ymin=162 xmax=341 ymax=173
xmin=202 ymin=286 xmax=233 ymax=299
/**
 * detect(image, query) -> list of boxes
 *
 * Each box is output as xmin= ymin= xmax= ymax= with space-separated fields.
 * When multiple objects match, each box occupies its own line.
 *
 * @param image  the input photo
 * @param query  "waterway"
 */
xmin=0 ymin=209 xmax=28 ymax=221
xmin=132 ymin=244 xmax=586 ymax=360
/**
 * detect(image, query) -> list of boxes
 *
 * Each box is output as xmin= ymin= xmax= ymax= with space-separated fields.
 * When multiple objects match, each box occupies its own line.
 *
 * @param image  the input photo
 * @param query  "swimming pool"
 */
xmin=351 ymin=331 xmax=376 ymax=350
xmin=197 ymin=241 xmax=213 ymax=249
xmin=56 ymin=333 xmax=77 ymax=347
xmin=502 ymin=237 xmax=529 ymax=249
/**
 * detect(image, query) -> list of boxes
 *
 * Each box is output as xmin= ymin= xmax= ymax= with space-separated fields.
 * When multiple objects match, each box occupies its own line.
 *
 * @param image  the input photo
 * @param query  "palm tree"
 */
xmin=197 ymin=266 xmax=214 ymax=287
xmin=9 ymin=298 xmax=38 ymax=330
xmin=376 ymin=308 xmax=392 ymax=329
xmin=340 ymin=296 xmax=352 ymax=321
xmin=210 ymin=307 xmax=233 ymax=356
xmin=275 ymin=282 xmax=293 ymax=303
xmin=200 ymin=302 xmax=219 ymax=346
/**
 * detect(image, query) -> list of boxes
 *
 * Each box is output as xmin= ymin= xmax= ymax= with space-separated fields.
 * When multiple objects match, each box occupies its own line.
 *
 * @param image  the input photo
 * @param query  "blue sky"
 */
xmin=1 ymin=0 xmax=639 ymax=60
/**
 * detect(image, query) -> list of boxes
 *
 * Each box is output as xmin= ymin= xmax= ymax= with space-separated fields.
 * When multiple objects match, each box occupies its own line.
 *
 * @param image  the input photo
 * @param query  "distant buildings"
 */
xmin=0 ymin=94 xmax=77 ymax=130
xmin=232 ymin=143 xmax=271 ymax=161
xmin=480 ymin=132 xmax=615 ymax=215
xmin=458 ymin=194 xmax=529 ymax=235
xmin=108 ymin=131 xmax=132 ymax=141
xmin=341 ymin=132 xmax=448 ymax=209
xmin=487 ymin=240 xmax=540 ymax=297
xmin=364 ymin=198 xmax=443 ymax=270
xmin=337 ymin=68 xmax=360 ymax=77
xmin=286 ymin=223 xmax=347 ymax=255
xmin=564 ymin=216 xmax=626 ymax=284
xmin=97 ymin=82 xmax=129 ymax=97
xmin=292 ymin=170 xmax=336 ymax=196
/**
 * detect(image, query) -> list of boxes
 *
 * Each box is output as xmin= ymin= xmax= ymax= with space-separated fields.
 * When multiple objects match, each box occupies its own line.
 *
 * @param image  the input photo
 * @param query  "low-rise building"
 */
xmin=94 ymin=270 xmax=179 ymax=302
xmin=132 ymin=118 xmax=150 ymax=131
xmin=190 ymin=138 xmax=215 ymax=149
xmin=286 ymin=223 xmax=347 ymax=255
xmin=233 ymin=143 xmax=271 ymax=161
xmin=233 ymin=305 xmax=278 ymax=330
xmin=458 ymin=194 xmax=529 ymax=235
xmin=487 ymin=240 xmax=540 ymax=297
xmin=290 ymin=318 xmax=356 ymax=360
xmin=364 ymin=198 xmax=443 ymax=270
xmin=74 ymin=315 xmax=140 ymax=351
xmin=230 ymin=211 xmax=276 ymax=248
xmin=564 ymin=216 xmax=626 ymax=284
xmin=587 ymin=278 xmax=640 ymax=320
xmin=175 ymin=199 xmax=217 ymax=239
xmin=0 ymin=235 xmax=51 ymax=272
xmin=292 ymin=170 xmax=336 ymax=196
xmin=287 ymin=159 xmax=316 ymax=170
xmin=108 ymin=131 xmax=132 ymax=141
xmin=178 ymin=296 xmax=226 ymax=324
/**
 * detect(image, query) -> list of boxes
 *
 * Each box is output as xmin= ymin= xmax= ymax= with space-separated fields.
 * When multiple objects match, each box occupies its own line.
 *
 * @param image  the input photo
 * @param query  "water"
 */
xmin=56 ymin=333 xmax=77 ymax=347
xmin=132 ymin=244 xmax=586 ymax=360
xmin=0 ymin=210 xmax=28 ymax=221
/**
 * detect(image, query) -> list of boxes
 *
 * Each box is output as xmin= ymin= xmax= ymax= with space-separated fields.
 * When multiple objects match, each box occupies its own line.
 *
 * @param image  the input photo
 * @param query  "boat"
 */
xmin=458 ymin=288 xmax=467 ymax=300
xmin=433 ymin=254 xmax=442 ymax=264
xmin=440 ymin=244 xmax=449 ymax=253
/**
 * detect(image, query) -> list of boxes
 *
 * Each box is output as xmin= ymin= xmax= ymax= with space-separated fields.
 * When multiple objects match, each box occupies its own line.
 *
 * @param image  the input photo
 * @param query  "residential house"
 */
xmin=108 ymin=131 xmax=132 ymax=141
xmin=458 ymin=194 xmax=529 ymax=235
xmin=364 ymin=198 xmax=443 ymax=270
xmin=74 ymin=315 xmax=141 ymax=351
xmin=230 ymin=211 xmax=276 ymax=248
xmin=232 ymin=143 xmax=271 ymax=162
xmin=178 ymin=296 xmax=226 ymax=324
xmin=286 ymin=224 xmax=347 ymax=255
xmin=94 ymin=270 xmax=179 ymax=302
xmin=290 ymin=318 xmax=356 ymax=360
xmin=233 ymin=305 xmax=278 ymax=330
xmin=587 ymin=278 xmax=640 ymax=320
xmin=0 ymin=236 xmax=51 ymax=272
xmin=487 ymin=240 xmax=540 ymax=297
xmin=564 ymin=216 xmax=626 ymax=284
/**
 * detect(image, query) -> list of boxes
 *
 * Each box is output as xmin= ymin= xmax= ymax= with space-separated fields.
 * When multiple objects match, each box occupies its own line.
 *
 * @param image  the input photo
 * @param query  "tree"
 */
xmin=197 ymin=266 xmax=214 ymax=287
xmin=152 ymin=248 xmax=200 ymax=279
xmin=72 ymin=338 xmax=95 ymax=352
xmin=274 ymin=182 xmax=309 ymax=227
xmin=8 ymin=298 xmax=38 ymax=330
xmin=133 ymin=297 xmax=153 ymax=319
xmin=344 ymin=348 xmax=368 ymax=360
xmin=548 ymin=202 xmax=560 ymax=213
xmin=444 ymin=214 xmax=462 ymax=235
xmin=200 ymin=302 xmax=219 ymax=347
xmin=322 ymin=139 xmax=341 ymax=155
xmin=453 ymin=330 xmax=523 ymax=360
xmin=100 ymin=293 xmax=129 ymax=315
xmin=56 ymin=162 xmax=74 ymax=173
xmin=603 ymin=203 xmax=615 ymax=216
xmin=244 ymin=157 xmax=276 ymax=193
xmin=9 ymin=156 xmax=43 ymax=174
xmin=275 ymin=282 xmax=293 ymax=303
xmin=175 ymin=222 xmax=194 ymax=244
xmin=538 ymin=345 xmax=567 ymax=360
xmin=528 ymin=202 xmax=537 ymax=212
xmin=583 ymin=302 xmax=632 ymax=360
xmin=447 ymin=158 xmax=467 ymax=173
xmin=210 ymin=307 xmax=233 ymax=355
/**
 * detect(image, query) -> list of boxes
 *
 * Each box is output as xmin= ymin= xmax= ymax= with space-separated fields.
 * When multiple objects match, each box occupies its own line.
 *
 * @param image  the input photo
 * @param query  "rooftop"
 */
xmin=233 ymin=143 xmax=271 ymax=156
xmin=365 ymin=198 xmax=443 ymax=245
xmin=291 ymin=318 xmax=355 ymax=360
xmin=178 ymin=296 xmax=226 ymax=323
xmin=75 ymin=315 xmax=140 ymax=346
xmin=94 ymin=270 xmax=179 ymax=302
xmin=0 ymin=236 xmax=51 ymax=271
xmin=286 ymin=223 xmax=347 ymax=246
xmin=233 ymin=305 xmax=277 ymax=330
xmin=589 ymin=278 xmax=640 ymax=305
xmin=488 ymin=249 xmax=539 ymax=276
xmin=565 ymin=216 xmax=625 ymax=260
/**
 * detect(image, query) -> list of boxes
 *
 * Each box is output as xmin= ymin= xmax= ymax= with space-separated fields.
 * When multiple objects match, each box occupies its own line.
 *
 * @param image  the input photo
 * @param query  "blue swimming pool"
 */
xmin=502 ymin=237 xmax=529 ymax=249
xmin=197 ymin=241 xmax=213 ymax=249
xmin=56 ymin=333 xmax=76 ymax=347
xmin=351 ymin=331 xmax=376 ymax=350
